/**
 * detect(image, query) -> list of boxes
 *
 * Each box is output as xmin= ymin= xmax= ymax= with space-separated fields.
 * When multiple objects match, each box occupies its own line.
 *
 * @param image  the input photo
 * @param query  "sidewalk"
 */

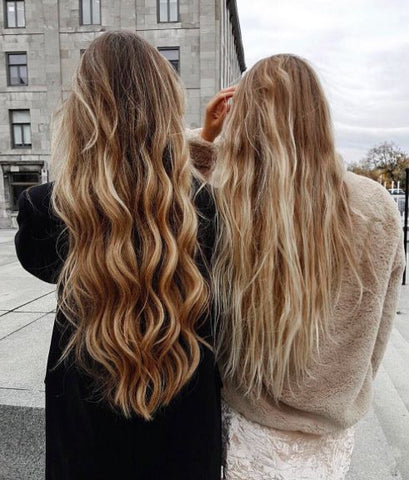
xmin=1 ymin=228 xmax=408 ymax=479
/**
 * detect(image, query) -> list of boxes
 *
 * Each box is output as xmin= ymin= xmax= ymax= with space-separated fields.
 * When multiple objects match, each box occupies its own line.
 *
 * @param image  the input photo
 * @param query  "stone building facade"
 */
xmin=0 ymin=0 xmax=245 ymax=227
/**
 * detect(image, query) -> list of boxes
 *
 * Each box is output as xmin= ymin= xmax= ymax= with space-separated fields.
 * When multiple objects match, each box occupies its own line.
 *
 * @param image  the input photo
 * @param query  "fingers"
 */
xmin=206 ymin=90 xmax=235 ymax=113
xmin=219 ymin=86 xmax=236 ymax=93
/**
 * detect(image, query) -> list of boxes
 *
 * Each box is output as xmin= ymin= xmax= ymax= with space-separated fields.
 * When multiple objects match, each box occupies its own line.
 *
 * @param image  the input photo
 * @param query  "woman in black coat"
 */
xmin=15 ymin=31 xmax=221 ymax=480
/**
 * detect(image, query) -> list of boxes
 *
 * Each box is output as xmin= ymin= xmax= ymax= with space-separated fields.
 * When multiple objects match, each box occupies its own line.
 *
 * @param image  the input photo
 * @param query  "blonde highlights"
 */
xmin=51 ymin=32 xmax=208 ymax=419
xmin=212 ymin=55 xmax=362 ymax=400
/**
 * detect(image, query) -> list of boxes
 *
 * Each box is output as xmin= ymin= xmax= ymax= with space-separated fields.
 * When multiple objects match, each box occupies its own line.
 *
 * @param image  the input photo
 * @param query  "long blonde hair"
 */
xmin=51 ymin=31 xmax=208 ymax=419
xmin=212 ymin=55 xmax=362 ymax=400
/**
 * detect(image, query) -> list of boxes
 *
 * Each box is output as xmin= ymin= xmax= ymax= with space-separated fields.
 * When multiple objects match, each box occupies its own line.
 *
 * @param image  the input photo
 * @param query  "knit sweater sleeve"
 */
xmin=186 ymin=128 xmax=218 ymax=179
xmin=371 ymin=213 xmax=406 ymax=376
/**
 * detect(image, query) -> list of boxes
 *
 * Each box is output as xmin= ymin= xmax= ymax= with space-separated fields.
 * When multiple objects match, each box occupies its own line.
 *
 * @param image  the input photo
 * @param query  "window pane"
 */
xmin=159 ymin=48 xmax=179 ymax=61
xmin=23 ymin=124 xmax=31 ymax=145
xmin=11 ymin=172 xmax=39 ymax=183
xmin=9 ymin=66 xmax=20 ymax=85
xmin=7 ymin=2 xmax=17 ymax=27
xmin=170 ymin=60 xmax=179 ymax=72
xmin=12 ymin=110 xmax=30 ymax=123
xmin=19 ymin=66 xmax=28 ymax=84
xmin=16 ymin=2 xmax=25 ymax=27
xmin=169 ymin=0 xmax=178 ymax=21
xmin=159 ymin=0 xmax=168 ymax=21
xmin=82 ymin=0 xmax=91 ymax=24
xmin=13 ymin=125 xmax=23 ymax=145
xmin=92 ymin=0 xmax=101 ymax=24
xmin=8 ymin=53 xmax=26 ymax=65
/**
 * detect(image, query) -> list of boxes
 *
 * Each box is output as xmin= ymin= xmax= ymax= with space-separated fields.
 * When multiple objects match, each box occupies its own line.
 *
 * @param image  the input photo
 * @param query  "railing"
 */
xmin=403 ymin=168 xmax=408 ymax=285
xmin=388 ymin=170 xmax=408 ymax=285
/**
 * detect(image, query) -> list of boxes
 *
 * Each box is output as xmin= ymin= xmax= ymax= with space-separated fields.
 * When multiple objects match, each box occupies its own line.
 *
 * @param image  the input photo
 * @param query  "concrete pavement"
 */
xmin=0 ymin=228 xmax=408 ymax=480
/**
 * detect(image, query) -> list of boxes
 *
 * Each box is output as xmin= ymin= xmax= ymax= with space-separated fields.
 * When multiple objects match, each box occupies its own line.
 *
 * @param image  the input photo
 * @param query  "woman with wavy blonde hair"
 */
xmin=202 ymin=55 xmax=405 ymax=479
xmin=15 ymin=31 xmax=223 ymax=480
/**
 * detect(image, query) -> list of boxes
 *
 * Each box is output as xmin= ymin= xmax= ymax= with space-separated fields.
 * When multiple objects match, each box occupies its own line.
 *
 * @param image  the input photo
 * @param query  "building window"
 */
xmin=9 ymin=172 xmax=40 ymax=211
xmin=158 ymin=47 xmax=180 ymax=73
xmin=10 ymin=110 xmax=31 ymax=148
xmin=6 ymin=52 xmax=28 ymax=86
xmin=80 ymin=0 xmax=100 ymax=25
xmin=5 ymin=0 xmax=25 ymax=27
xmin=158 ymin=0 xmax=178 ymax=22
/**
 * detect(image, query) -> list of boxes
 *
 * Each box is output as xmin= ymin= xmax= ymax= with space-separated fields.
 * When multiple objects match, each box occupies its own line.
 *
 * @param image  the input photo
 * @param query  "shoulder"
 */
xmin=344 ymin=172 xmax=401 ymax=229
xmin=18 ymin=182 xmax=55 ymax=218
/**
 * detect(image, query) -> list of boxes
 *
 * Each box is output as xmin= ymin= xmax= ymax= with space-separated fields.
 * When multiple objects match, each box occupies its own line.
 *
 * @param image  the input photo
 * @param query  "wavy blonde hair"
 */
xmin=51 ymin=31 xmax=208 ymax=419
xmin=212 ymin=55 xmax=362 ymax=400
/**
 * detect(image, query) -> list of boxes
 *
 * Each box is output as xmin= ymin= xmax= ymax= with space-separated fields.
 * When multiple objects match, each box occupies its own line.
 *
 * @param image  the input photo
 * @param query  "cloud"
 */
xmin=236 ymin=0 xmax=409 ymax=164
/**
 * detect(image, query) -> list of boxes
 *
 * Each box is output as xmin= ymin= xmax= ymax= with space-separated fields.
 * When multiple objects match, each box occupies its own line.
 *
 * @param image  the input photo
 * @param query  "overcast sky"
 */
xmin=236 ymin=0 xmax=409 ymax=165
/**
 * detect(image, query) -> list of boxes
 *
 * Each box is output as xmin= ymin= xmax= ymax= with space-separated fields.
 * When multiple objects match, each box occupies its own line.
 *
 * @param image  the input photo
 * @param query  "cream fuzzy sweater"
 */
xmin=222 ymin=171 xmax=406 ymax=435
xmin=188 ymin=132 xmax=406 ymax=435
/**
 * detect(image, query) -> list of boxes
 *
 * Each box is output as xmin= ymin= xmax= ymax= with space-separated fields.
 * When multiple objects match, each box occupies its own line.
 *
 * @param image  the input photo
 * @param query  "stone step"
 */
xmin=382 ymin=333 xmax=409 ymax=411
xmin=395 ymin=314 xmax=409 ymax=344
xmin=390 ymin=326 xmax=409 ymax=367
xmin=347 ymin=406 xmax=402 ymax=480
xmin=372 ymin=363 xmax=409 ymax=479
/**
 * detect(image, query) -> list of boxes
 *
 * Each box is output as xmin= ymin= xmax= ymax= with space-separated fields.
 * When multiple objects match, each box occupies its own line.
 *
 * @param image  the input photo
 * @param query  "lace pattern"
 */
xmin=222 ymin=402 xmax=354 ymax=480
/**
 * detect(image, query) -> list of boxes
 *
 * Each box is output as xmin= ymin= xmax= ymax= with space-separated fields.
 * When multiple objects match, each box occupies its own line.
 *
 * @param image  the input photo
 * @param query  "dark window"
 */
xmin=158 ymin=0 xmax=178 ymax=22
xmin=6 ymin=52 xmax=28 ymax=86
xmin=5 ymin=0 xmax=25 ymax=27
xmin=158 ymin=47 xmax=180 ymax=73
xmin=80 ymin=48 xmax=86 ymax=56
xmin=80 ymin=0 xmax=101 ymax=25
xmin=10 ymin=110 xmax=31 ymax=148
xmin=10 ymin=172 xmax=40 ymax=211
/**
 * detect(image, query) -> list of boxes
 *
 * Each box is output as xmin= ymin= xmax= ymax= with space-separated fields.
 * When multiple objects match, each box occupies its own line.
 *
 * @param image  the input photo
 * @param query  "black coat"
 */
xmin=15 ymin=182 xmax=222 ymax=480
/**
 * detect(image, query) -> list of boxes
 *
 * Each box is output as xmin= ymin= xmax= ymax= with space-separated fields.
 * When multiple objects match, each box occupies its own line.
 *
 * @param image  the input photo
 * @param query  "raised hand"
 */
xmin=201 ymin=86 xmax=236 ymax=143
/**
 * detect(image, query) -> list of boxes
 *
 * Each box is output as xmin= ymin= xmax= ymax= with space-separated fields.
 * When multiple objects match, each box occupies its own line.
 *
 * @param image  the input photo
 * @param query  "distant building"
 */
xmin=0 ymin=0 xmax=245 ymax=227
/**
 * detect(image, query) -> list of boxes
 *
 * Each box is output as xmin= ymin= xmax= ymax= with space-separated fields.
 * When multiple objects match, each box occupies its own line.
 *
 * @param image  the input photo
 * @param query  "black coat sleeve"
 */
xmin=14 ymin=183 xmax=67 ymax=284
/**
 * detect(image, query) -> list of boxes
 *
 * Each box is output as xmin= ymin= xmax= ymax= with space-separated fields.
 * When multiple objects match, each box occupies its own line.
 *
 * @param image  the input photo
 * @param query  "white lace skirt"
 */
xmin=222 ymin=402 xmax=355 ymax=480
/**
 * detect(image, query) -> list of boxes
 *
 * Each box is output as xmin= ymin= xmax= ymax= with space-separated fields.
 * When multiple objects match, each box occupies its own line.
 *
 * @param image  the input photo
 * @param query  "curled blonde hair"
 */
xmin=51 ymin=31 xmax=208 ymax=419
xmin=212 ymin=55 xmax=362 ymax=400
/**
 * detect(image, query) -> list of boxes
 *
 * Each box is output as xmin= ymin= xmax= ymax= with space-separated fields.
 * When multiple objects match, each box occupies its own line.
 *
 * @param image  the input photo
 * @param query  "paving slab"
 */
xmin=0 ymin=312 xmax=44 ymax=340
xmin=0 ymin=313 xmax=54 ymax=397
xmin=13 ymin=291 xmax=57 ymax=314
xmin=0 ymin=263 xmax=54 ymax=311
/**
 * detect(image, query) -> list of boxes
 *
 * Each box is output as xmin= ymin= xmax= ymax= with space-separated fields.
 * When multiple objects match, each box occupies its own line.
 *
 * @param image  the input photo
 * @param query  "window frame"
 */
xmin=4 ymin=0 xmax=26 ymax=28
xmin=9 ymin=109 xmax=31 ymax=149
xmin=79 ymin=0 xmax=101 ymax=26
xmin=6 ymin=51 xmax=28 ymax=86
xmin=157 ymin=0 xmax=179 ymax=23
xmin=158 ymin=46 xmax=180 ymax=74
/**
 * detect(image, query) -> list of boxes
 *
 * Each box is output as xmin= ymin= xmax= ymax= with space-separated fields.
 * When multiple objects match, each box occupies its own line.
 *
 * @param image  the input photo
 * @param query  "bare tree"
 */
xmin=348 ymin=142 xmax=409 ymax=187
